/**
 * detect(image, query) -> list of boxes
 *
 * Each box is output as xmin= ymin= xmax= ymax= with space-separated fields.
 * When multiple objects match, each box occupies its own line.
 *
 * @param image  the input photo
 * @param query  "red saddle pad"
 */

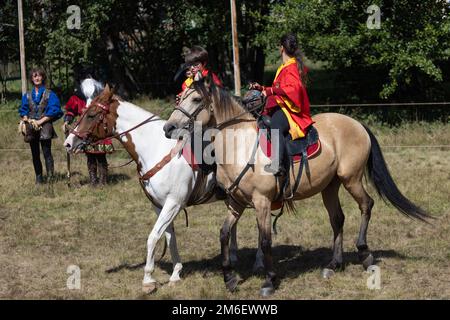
xmin=259 ymin=132 xmax=321 ymax=163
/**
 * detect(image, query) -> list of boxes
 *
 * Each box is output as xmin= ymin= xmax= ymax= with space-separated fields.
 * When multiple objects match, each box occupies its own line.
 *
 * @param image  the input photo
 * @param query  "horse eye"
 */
xmin=193 ymin=97 xmax=202 ymax=103
xmin=87 ymin=114 xmax=96 ymax=119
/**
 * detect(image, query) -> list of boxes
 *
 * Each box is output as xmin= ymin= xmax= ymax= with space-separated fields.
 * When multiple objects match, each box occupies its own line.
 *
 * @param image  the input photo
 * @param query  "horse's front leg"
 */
xmin=230 ymin=223 xmax=238 ymax=267
xmin=221 ymin=203 xmax=244 ymax=292
xmin=228 ymin=209 xmax=264 ymax=272
xmin=164 ymin=222 xmax=183 ymax=283
xmin=143 ymin=198 xmax=181 ymax=294
xmin=253 ymin=194 xmax=276 ymax=297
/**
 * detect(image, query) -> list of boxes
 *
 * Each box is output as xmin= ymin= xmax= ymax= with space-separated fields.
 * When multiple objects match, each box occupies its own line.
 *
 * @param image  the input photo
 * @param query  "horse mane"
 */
xmin=193 ymin=77 xmax=253 ymax=123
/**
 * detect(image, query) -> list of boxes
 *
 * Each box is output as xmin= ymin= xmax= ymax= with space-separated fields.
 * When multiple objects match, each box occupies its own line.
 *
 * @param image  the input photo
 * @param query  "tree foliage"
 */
xmin=0 ymin=0 xmax=269 ymax=98
xmin=1 ymin=0 xmax=450 ymax=101
xmin=259 ymin=0 xmax=450 ymax=100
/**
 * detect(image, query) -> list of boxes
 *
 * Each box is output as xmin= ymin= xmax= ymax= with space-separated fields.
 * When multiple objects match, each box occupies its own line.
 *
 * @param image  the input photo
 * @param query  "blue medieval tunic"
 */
xmin=19 ymin=85 xmax=63 ymax=120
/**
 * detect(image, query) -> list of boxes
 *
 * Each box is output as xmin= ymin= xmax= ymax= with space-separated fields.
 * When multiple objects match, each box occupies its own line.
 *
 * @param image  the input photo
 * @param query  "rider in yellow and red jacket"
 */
xmin=251 ymin=33 xmax=313 ymax=175
xmin=177 ymin=46 xmax=222 ymax=101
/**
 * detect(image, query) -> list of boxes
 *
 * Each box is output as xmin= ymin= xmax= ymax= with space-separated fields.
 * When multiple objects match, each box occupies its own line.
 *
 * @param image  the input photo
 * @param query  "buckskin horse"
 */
xmin=64 ymin=84 xmax=264 ymax=294
xmin=163 ymin=77 xmax=431 ymax=297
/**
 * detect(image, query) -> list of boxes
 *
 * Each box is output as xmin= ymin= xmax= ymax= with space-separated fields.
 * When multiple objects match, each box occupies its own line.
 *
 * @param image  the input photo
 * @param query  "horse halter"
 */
xmin=71 ymin=102 xmax=112 ymax=142
xmin=173 ymin=88 xmax=212 ymax=132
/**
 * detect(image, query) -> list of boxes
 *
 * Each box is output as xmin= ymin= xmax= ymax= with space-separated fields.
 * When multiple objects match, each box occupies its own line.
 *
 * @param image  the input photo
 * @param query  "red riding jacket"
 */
xmin=263 ymin=58 xmax=313 ymax=139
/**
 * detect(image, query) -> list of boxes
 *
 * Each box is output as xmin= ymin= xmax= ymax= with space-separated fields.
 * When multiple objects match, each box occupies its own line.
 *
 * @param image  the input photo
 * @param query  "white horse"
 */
xmin=64 ymin=83 xmax=263 ymax=293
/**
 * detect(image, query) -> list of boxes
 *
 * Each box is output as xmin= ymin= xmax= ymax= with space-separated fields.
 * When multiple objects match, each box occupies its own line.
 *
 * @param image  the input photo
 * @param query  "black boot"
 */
xmin=35 ymin=174 xmax=44 ymax=185
xmin=87 ymin=154 xmax=98 ymax=186
xmin=44 ymin=157 xmax=55 ymax=183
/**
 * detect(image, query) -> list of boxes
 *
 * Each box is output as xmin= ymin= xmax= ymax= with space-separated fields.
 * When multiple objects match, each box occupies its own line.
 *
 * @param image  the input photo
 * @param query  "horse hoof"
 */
xmin=142 ymin=282 xmax=158 ymax=294
xmin=321 ymin=268 xmax=335 ymax=279
xmin=225 ymin=275 xmax=242 ymax=292
xmin=362 ymin=253 xmax=374 ymax=270
xmin=260 ymin=286 xmax=275 ymax=297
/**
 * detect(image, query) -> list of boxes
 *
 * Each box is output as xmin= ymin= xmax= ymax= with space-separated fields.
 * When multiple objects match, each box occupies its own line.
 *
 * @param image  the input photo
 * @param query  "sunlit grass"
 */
xmin=0 ymin=100 xmax=449 ymax=299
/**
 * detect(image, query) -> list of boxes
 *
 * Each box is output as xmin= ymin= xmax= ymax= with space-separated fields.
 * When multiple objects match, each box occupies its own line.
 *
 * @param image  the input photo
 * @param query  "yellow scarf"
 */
xmin=184 ymin=77 xmax=194 ymax=88
xmin=273 ymin=57 xmax=305 ymax=139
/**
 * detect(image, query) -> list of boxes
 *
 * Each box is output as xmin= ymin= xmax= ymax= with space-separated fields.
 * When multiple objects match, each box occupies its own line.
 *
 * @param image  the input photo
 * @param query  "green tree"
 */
xmin=259 ymin=0 xmax=450 ymax=100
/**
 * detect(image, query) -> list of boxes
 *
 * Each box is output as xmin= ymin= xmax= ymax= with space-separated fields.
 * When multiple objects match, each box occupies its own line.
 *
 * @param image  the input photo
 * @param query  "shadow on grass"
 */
xmin=75 ymin=173 xmax=131 ymax=186
xmin=156 ymin=245 xmax=410 ymax=281
xmin=104 ymin=245 xmax=415 ymax=287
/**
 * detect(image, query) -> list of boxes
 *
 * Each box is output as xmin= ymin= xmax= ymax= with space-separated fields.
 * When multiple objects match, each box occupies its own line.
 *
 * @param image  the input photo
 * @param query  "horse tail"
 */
xmin=363 ymin=125 xmax=432 ymax=223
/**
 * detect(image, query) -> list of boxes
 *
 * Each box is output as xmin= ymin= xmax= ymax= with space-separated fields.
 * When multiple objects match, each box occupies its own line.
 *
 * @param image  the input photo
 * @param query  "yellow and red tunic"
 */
xmin=181 ymin=69 xmax=222 ymax=91
xmin=263 ymin=57 xmax=313 ymax=140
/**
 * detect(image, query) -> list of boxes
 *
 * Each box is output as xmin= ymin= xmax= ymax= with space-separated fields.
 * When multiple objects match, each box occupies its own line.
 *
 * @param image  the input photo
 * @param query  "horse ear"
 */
xmin=101 ymin=84 xmax=114 ymax=101
xmin=107 ymin=82 xmax=117 ymax=95
xmin=194 ymin=71 xmax=203 ymax=82
xmin=104 ymin=83 xmax=111 ymax=95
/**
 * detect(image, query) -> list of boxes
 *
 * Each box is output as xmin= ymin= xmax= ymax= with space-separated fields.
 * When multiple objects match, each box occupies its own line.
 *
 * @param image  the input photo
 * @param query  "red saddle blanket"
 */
xmin=259 ymin=133 xmax=321 ymax=163
xmin=181 ymin=133 xmax=321 ymax=169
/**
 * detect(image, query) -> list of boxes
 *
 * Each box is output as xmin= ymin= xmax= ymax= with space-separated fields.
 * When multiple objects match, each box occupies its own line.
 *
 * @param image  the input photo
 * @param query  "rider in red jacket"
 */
xmin=177 ymin=46 xmax=222 ymax=103
xmin=251 ymin=33 xmax=313 ymax=176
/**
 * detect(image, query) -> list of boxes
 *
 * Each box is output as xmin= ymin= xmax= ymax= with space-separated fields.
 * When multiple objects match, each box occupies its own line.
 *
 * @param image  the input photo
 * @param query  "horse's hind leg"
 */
xmin=142 ymin=198 xmax=181 ymax=294
xmin=321 ymin=176 xmax=345 ymax=279
xmin=342 ymin=177 xmax=374 ymax=270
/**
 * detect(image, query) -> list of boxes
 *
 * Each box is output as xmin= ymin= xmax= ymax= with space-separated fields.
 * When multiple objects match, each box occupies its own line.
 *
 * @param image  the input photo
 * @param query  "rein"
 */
xmin=175 ymin=89 xmax=263 ymax=132
xmin=214 ymin=104 xmax=262 ymax=130
xmin=71 ymin=100 xmax=160 ymax=141
xmin=175 ymin=88 xmax=267 ymax=208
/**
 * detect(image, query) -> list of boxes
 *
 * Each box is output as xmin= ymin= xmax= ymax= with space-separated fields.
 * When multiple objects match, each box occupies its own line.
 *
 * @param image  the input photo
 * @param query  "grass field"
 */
xmin=0 ymin=99 xmax=449 ymax=299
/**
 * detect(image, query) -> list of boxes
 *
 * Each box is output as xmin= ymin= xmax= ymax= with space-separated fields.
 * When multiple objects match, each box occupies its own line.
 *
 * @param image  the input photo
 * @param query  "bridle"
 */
xmin=173 ymin=87 xmax=264 ymax=133
xmin=71 ymin=100 xmax=160 ymax=143
xmin=172 ymin=88 xmax=212 ymax=132
xmin=71 ymin=102 xmax=112 ymax=142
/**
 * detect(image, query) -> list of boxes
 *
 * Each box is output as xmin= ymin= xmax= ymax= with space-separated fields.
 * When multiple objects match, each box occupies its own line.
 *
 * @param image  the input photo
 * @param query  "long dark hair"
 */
xmin=280 ymin=33 xmax=308 ymax=86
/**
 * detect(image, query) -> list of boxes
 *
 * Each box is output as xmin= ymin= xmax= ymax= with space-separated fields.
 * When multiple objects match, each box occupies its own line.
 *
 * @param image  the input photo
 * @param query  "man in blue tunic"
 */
xmin=19 ymin=67 xmax=63 ymax=184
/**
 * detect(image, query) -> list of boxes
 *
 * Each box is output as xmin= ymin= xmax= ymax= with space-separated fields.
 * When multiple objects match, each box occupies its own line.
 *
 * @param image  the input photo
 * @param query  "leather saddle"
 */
xmin=257 ymin=116 xmax=320 ymax=197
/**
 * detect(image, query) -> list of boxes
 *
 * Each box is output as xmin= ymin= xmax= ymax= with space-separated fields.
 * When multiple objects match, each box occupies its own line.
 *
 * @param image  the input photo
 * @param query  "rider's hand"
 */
xmin=249 ymin=82 xmax=263 ymax=91
xmin=29 ymin=119 xmax=41 ymax=130
xmin=62 ymin=121 xmax=70 ymax=133
xmin=18 ymin=120 xmax=26 ymax=135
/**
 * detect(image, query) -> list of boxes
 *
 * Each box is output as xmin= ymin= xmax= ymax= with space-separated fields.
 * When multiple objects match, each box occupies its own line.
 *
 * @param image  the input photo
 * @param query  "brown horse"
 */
xmin=163 ymin=78 xmax=431 ymax=297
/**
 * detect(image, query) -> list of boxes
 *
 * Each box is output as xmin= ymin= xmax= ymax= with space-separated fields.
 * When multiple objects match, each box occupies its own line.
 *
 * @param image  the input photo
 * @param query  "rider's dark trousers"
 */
xmin=270 ymin=108 xmax=290 ymax=167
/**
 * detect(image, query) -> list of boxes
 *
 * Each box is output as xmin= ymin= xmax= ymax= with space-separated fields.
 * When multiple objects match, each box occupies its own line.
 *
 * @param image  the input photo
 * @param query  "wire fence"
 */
xmin=1 ymin=144 xmax=450 ymax=152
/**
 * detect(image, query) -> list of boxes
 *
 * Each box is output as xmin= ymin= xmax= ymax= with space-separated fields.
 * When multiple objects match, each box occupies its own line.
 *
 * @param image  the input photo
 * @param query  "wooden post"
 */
xmin=230 ymin=0 xmax=241 ymax=96
xmin=18 ymin=0 xmax=27 ymax=94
